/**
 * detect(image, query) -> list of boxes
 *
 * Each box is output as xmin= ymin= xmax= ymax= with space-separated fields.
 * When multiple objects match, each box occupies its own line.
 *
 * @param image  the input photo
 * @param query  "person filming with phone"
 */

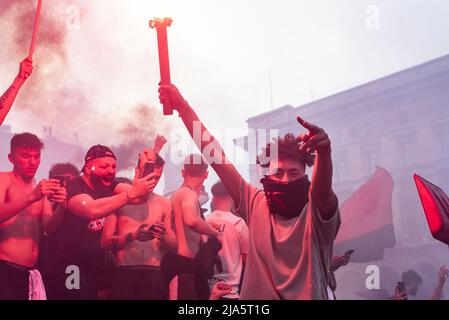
xmin=393 ymin=266 xmax=449 ymax=300
xmin=100 ymin=135 xmax=177 ymax=300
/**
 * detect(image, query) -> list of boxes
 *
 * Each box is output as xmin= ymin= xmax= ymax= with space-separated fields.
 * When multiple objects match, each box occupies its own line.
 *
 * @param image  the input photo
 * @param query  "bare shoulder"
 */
xmin=172 ymin=188 xmax=197 ymax=211
xmin=173 ymin=187 xmax=196 ymax=199
xmin=0 ymin=172 xmax=12 ymax=188
xmin=154 ymin=194 xmax=171 ymax=206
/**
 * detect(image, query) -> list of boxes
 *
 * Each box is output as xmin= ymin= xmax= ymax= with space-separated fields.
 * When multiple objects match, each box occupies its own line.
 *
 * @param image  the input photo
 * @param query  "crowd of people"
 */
xmin=0 ymin=59 xmax=447 ymax=300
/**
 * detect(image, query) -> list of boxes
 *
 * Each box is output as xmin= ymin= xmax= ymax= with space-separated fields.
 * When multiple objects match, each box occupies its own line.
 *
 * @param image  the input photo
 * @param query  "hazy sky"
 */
xmin=1 ymin=0 xmax=449 ymax=184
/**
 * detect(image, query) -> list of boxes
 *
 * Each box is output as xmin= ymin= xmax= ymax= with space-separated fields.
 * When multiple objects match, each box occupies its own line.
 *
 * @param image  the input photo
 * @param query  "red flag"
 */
xmin=334 ymin=167 xmax=395 ymax=262
xmin=413 ymin=174 xmax=449 ymax=245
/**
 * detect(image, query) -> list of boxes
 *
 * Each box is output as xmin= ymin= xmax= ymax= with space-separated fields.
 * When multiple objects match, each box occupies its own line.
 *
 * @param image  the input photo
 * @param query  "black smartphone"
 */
xmin=53 ymin=175 xmax=66 ymax=186
xmin=397 ymin=282 xmax=406 ymax=294
xmin=143 ymin=162 xmax=155 ymax=177
xmin=344 ymin=249 xmax=355 ymax=256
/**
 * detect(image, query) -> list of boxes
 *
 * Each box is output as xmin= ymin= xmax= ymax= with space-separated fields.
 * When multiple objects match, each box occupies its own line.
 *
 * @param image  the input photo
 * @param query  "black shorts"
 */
xmin=112 ymin=266 xmax=168 ymax=300
xmin=0 ymin=260 xmax=31 ymax=300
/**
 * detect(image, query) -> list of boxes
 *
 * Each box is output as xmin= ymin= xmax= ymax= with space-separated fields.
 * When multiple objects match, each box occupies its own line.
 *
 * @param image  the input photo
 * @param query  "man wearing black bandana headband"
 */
xmin=159 ymin=84 xmax=340 ymax=300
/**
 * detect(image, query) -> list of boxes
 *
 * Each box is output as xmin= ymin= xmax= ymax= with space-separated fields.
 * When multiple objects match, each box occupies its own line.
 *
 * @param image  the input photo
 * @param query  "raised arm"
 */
xmin=0 ymin=58 xmax=33 ymax=125
xmin=158 ymin=84 xmax=243 ymax=206
xmin=68 ymin=175 xmax=156 ymax=220
xmin=430 ymin=265 xmax=448 ymax=300
xmin=297 ymin=116 xmax=336 ymax=220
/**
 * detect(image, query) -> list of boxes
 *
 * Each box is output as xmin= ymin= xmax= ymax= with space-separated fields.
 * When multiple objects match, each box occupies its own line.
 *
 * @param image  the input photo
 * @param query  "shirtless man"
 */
xmin=170 ymin=154 xmax=219 ymax=300
xmin=0 ymin=132 xmax=66 ymax=300
xmin=101 ymin=137 xmax=177 ymax=300
xmin=0 ymin=58 xmax=33 ymax=125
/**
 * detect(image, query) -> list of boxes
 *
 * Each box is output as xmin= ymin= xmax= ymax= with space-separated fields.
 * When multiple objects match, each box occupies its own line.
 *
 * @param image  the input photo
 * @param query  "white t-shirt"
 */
xmin=206 ymin=210 xmax=249 ymax=299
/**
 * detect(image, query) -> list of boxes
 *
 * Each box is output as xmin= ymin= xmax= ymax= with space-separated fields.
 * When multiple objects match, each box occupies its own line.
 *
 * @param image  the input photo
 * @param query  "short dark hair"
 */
xmin=136 ymin=153 xmax=165 ymax=168
xmin=257 ymin=133 xmax=315 ymax=169
xmin=183 ymin=154 xmax=208 ymax=177
xmin=401 ymin=270 xmax=423 ymax=285
xmin=211 ymin=181 xmax=230 ymax=197
xmin=49 ymin=162 xmax=80 ymax=179
xmin=10 ymin=132 xmax=44 ymax=153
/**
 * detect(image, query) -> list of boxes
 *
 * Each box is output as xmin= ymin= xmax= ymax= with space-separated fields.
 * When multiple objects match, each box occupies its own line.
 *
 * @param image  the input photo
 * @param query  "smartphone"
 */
xmin=143 ymin=162 xmax=155 ymax=177
xmin=53 ymin=175 xmax=66 ymax=186
xmin=397 ymin=282 xmax=406 ymax=294
xmin=344 ymin=249 xmax=355 ymax=257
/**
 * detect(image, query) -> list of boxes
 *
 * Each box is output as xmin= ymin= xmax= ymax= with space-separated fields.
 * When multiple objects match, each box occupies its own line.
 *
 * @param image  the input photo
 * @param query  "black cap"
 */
xmin=84 ymin=145 xmax=116 ymax=162
xmin=82 ymin=145 xmax=116 ymax=173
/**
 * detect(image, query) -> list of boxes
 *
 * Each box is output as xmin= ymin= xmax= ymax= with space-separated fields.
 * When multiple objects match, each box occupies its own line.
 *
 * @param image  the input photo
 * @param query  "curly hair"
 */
xmin=256 ymin=133 xmax=315 ymax=168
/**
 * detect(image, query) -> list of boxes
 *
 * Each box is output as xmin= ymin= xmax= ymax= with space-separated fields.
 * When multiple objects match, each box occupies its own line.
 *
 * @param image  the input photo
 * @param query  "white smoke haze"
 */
xmin=0 ymin=0 xmax=175 ymax=170
xmin=1 ymin=1 xmax=449 ymax=299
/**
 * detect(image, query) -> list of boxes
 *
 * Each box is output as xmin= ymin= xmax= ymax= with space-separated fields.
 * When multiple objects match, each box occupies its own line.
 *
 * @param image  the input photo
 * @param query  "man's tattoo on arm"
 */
xmin=0 ymin=85 xmax=16 ymax=110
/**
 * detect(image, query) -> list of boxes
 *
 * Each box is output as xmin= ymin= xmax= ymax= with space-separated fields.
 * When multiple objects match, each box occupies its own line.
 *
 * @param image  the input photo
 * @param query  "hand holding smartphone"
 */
xmin=143 ymin=162 xmax=155 ymax=177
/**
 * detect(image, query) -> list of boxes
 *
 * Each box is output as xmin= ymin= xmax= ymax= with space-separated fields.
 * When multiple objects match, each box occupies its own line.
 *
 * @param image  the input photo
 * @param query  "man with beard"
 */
xmin=101 ymin=137 xmax=177 ymax=300
xmin=0 ymin=133 xmax=66 ymax=300
xmin=45 ymin=145 xmax=156 ymax=300
xmin=0 ymin=58 xmax=33 ymax=125
xmin=159 ymin=84 xmax=340 ymax=300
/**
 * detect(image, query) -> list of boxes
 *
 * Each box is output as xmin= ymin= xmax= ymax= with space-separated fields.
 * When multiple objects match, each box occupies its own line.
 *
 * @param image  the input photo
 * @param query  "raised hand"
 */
xmin=297 ymin=116 xmax=331 ymax=155
xmin=128 ymin=173 xmax=156 ymax=200
xmin=18 ymin=58 xmax=33 ymax=81
xmin=153 ymin=134 xmax=167 ymax=154
xmin=158 ymin=84 xmax=189 ymax=113
xmin=438 ymin=265 xmax=449 ymax=285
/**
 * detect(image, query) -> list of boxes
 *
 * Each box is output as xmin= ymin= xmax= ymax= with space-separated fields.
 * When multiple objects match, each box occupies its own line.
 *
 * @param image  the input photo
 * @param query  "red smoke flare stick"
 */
xmin=28 ymin=0 xmax=43 ymax=60
xmin=150 ymin=17 xmax=173 ymax=115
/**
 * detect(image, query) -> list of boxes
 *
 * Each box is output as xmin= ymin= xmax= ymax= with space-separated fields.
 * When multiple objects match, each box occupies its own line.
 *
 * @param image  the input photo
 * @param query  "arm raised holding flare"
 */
xmin=158 ymin=84 xmax=242 ymax=206
xmin=158 ymin=84 xmax=336 ymax=219
xmin=0 ymin=58 xmax=33 ymax=125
